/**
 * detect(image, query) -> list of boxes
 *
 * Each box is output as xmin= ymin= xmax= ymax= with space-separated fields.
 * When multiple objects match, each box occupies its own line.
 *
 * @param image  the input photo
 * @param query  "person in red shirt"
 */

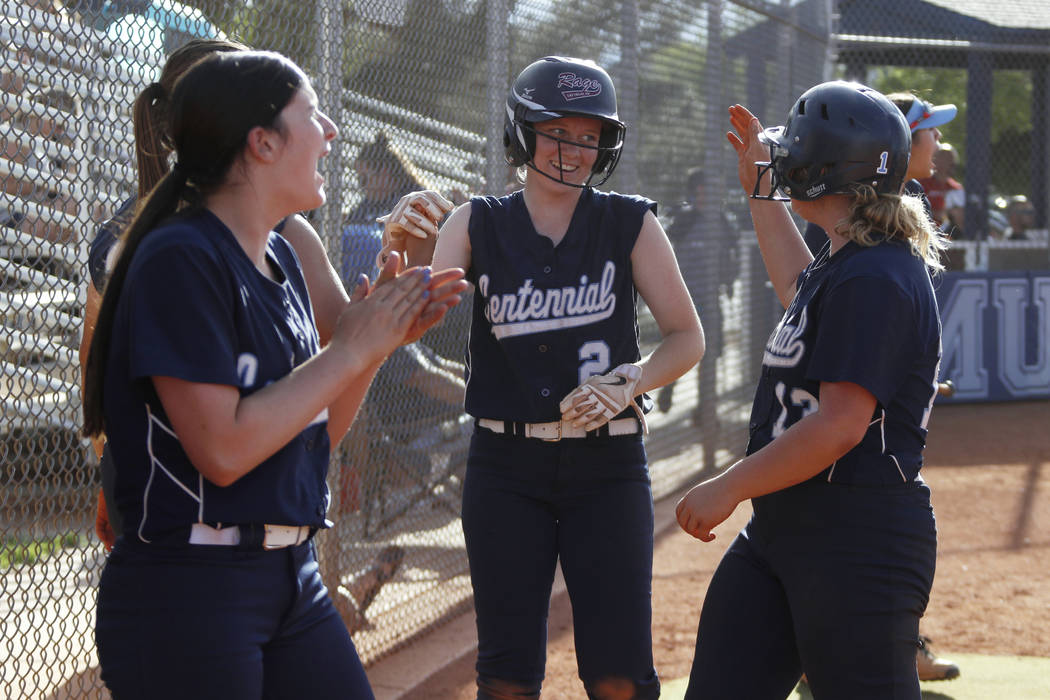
xmin=919 ymin=142 xmax=965 ymax=235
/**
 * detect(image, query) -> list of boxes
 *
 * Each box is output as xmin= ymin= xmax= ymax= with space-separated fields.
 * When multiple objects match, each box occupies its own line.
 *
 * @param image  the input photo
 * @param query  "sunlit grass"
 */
xmin=1 ymin=533 xmax=86 ymax=569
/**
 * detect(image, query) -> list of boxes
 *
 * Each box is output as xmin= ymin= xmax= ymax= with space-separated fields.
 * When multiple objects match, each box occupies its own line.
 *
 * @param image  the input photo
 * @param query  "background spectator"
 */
xmin=657 ymin=166 xmax=738 ymax=470
xmin=918 ymin=142 xmax=966 ymax=237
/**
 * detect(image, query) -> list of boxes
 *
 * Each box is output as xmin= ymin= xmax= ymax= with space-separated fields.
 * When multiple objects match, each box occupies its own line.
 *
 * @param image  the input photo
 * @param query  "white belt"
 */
xmin=188 ymin=523 xmax=311 ymax=550
xmin=477 ymin=417 xmax=640 ymax=441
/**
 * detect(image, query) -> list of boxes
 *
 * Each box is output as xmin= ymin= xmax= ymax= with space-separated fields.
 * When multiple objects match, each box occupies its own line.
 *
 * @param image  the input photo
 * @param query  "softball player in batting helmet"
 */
xmin=82 ymin=50 xmax=466 ymax=699
xmin=675 ymin=81 xmax=945 ymax=699
xmin=380 ymin=56 xmax=703 ymax=699
xmin=796 ymin=89 xmax=961 ymax=684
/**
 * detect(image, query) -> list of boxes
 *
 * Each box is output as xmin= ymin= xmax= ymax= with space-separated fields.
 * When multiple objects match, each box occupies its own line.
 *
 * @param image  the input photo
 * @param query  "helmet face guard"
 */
xmin=749 ymin=81 xmax=911 ymax=202
xmin=504 ymin=56 xmax=626 ymax=188
xmin=508 ymin=108 xmax=625 ymax=188
xmin=751 ymin=127 xmax=791 ymax=202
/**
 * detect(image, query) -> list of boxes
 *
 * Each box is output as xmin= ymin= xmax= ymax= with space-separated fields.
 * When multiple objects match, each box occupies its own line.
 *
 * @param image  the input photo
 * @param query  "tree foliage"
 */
xmin=870 ymin=66 xmax=1034 ymax=197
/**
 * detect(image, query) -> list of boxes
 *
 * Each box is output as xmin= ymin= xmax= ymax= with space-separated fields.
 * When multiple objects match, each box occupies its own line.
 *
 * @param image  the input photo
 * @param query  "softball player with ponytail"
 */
xmin=676 ymin=81 xmax=945 ymax=699
xmin=82 ymin=51 xmax=466 ymax=698
xmin=382 ymin=56 xmax=703 ymax=700
xmin=793 ymin=90 xmax=962 ymax=684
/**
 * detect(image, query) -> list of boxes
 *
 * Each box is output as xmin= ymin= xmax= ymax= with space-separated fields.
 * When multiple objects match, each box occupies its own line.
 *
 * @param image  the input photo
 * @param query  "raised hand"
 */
xmin=727 ymin=104 xmax=774 ymax=198
xmin=378 ymin=190 xmax=454 ymax=247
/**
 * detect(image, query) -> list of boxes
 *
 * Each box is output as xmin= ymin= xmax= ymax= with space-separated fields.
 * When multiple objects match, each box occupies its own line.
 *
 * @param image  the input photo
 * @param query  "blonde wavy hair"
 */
xmin=835 ymin=184 xmax=948 ymax=271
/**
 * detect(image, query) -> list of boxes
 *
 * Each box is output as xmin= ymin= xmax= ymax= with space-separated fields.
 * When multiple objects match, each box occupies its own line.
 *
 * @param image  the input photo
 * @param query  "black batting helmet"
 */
xmin=504 ymin=56 xmax=625 ymax=187
xmin=753 ymin=81 xmax=911 ymax=202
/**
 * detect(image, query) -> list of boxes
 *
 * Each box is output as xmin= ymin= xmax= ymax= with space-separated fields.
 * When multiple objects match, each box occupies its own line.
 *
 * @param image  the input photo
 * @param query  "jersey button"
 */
xmin=543 ymin=265 xmax=552 ymax=274
xmin=538 ymin=344 xmax=548 ymax=353
xmin=540 ymin=388 xmax=550 ymax=397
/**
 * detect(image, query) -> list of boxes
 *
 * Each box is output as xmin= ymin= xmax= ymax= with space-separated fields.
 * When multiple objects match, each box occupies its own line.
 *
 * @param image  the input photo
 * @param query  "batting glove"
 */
xmin=559 ymin=363 xmax=648 ymax=434
xmin=377 ymin=190 xmax=453 ymax=247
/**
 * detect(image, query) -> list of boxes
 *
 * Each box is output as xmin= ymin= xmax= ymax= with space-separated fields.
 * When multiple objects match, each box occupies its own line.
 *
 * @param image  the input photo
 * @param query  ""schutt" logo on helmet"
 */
xmin=557 ymin=72 xmax=602 ymax=101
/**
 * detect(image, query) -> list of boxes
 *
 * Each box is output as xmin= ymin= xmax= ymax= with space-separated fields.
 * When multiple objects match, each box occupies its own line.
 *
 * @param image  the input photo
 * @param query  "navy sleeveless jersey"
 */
xmin=747 ymin=237 xmax=941 ymax=486
xmin=102 ymin=209 xmax=331 ymax=542
xmin=464 ymin=189 xmax=656 ymax=422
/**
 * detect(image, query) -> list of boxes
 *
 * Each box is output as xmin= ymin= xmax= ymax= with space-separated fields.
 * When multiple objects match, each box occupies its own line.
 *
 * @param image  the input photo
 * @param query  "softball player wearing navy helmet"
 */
xmin=380 ymin=56 xmax=703 ymax=700
xmin=81 ymin=51 xmax=465 ymax=699
xmin=675 ymin=82 xmax=946 ymax=699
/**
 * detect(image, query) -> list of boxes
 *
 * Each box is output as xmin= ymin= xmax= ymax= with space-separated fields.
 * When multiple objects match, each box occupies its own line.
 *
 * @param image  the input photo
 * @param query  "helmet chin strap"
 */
xmin=517 ymin=121 xmax=617 ymax=188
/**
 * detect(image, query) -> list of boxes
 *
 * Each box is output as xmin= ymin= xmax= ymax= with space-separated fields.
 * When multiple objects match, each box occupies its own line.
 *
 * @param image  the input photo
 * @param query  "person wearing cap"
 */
xmin=803 ymin=93 xmax=960 ymax=254
xmin=894 ymin=95 xmax=962 ymax=233
xmin=1004 ymin=194 xmax=1037 ymax=240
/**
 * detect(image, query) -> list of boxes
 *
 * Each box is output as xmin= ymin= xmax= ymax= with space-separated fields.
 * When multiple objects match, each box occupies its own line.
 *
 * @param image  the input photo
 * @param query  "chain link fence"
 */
xmin=836 ymin=0 xmax=1050 ymax=266
xmin=2 ymin=0 xmax=1046 ymax=697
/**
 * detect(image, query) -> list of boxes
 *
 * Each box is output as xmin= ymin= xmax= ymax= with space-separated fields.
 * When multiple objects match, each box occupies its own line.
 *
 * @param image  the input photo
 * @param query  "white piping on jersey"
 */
xmin=872 ymin=409 xmax=907 ymax=482
xmin=826 ymin=410 xmax=906 ymax=483
xmin=875 ymin=411 xmax=886 ymax=453
xmin=889 ymin=454 xmax=906 ymax=482
xmin=138 ymin=403 xmax=203 ymax=543
xmin=491 ymin=308 xmax=617 ymax=339
xmin=873 ymin=411 xmax=907 ymax=482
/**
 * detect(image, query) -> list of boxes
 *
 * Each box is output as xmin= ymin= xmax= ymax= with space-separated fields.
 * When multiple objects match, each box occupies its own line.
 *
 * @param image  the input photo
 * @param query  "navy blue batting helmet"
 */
xmin=503 ymin=56 xmax=625 ymax=187
xmin=754 ymin=81 xmax=911 ymax=202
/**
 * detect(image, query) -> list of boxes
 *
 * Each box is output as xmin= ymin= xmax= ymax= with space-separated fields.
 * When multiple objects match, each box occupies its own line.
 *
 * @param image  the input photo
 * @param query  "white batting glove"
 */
xmin=559 ymin=363 xmax=648 ymax=433
xmin=377 ymin=190 xmax=454 ymax=247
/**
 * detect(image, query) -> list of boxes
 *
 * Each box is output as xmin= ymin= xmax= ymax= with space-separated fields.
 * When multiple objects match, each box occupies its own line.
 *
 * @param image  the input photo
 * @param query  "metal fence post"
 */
xmin=316 ymin=0 xmax=345 ymax=260
xmin=485 ymin=0 xmax=510 ymax=192
xmin=619 ymin=0 xmax=639 ymax=194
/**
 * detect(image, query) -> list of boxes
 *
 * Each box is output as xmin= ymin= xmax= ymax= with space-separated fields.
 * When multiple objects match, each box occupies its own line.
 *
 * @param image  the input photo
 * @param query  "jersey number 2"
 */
xmin=577 ymin=341 xmax=610 ymax=384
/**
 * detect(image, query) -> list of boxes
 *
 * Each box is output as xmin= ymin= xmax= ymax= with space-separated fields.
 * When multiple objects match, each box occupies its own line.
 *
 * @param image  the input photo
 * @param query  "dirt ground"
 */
xmin=406 ymin=400 xmax=1050 ymax=698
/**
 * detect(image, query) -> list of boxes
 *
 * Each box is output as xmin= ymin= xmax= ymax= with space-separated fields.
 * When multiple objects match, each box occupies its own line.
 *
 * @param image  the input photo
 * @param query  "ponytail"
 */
xmin=132 ymin=82 xmax=172 ymax=200
xmin=82 ymin=169 xmax=188 ymax=437
xmin=131 ymin=39 xmax=247 ymax=200
xmin=838 ymin=185 xmax=949 ymax=271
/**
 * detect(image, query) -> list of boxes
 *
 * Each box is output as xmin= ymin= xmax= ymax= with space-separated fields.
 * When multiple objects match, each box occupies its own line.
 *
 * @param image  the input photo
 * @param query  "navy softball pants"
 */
xmin=684 ymin=477 xmax=937 ymax=700
xmin=461 ymin=429 xmax=660 ymax=700
xmin=96 ymin=537 xmax=373 ymax=699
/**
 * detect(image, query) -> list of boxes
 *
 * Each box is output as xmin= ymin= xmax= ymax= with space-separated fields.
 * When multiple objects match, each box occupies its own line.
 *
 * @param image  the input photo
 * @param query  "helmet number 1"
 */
xmin=876 ymin=151 xmax=889 ymax=175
